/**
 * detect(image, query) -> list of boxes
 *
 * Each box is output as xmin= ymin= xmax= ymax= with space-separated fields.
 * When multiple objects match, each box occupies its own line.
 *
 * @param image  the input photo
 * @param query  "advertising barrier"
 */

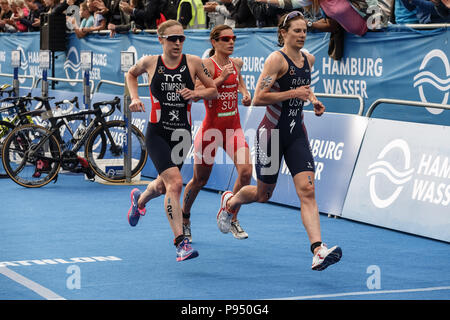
xmin=228 ymin=107 xmax=368 ymax=216
xmin=1 ymin=26 xmax=449 ymax=124
xmin=341 ymin=118 xmax=450 ymax=242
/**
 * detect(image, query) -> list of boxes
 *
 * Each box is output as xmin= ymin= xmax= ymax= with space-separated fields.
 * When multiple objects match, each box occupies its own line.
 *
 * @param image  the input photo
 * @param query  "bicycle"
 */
xmin=0 ymin=94 xmax=79 ymax=177
xmin=1 ymin=96 xmax=148 ymax=188
xmin=0 ymin=94 xmax=39 ymax=177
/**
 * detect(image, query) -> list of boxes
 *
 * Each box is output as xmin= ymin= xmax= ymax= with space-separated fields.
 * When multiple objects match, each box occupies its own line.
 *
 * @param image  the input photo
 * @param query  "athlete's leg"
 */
xmin=182 ymin=163 xmax=213 ymax=225
xmin=285 ymin=139 xmax=341 ymax=270
xmin=217 ymin=178 xmax=276 ymax=234
xmin=137 ymin=175 xmax=166 ymax=210
xmin=230 ymin=145 xmax=252 ymax=220
xmin=292 ymin=171 xmax=322 ymax=252
xmin=159 ymin=166 xmax=185 ymax=239
xmin=182 ymin=125 xmax=217 ymax=231
xmin=227 ymin=178 xmax=276 ymax=212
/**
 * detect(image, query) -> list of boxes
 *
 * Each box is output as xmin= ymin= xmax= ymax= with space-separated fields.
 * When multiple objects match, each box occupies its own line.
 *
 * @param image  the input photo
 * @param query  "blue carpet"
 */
xmin=0 ymin=174 xmax=449 ymax=300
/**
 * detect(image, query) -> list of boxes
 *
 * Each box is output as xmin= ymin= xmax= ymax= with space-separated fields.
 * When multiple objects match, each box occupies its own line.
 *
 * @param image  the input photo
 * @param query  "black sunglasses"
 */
xmin=161 ymin=34 xmax=186 ymax=43
xmin=216 ymin=35 xmax=237 ymax=42
xmin=282 ymin=11 xmax=304 ymax=27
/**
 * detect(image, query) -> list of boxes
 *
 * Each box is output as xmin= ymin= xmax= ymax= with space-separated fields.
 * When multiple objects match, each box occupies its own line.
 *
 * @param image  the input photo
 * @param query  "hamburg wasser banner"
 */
xmin=0 ymin=27 xmax=449 ymax=124
xmin=342 ymin=118 xmax=450 ymax=242
xmin=229 ymin=107 xmax=368 ymax=216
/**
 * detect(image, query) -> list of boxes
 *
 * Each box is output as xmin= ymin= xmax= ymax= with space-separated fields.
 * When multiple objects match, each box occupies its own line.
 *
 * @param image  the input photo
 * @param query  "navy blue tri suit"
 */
xmin=146 ymin=54 xmax=195 ymax=174
xmin=255 ymin=50 xmax=315 ymax=184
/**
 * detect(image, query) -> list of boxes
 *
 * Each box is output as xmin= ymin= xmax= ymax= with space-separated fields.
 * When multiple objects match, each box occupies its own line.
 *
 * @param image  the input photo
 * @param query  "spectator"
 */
xmin=71 ymin=0 xmax=94 ymax=37
xmin=401 ymin=0 xmax=450 ymax=22
xmin=43 ymin=0 xmax=64 ymax=13
xmin=80 ymin=0 xmax=106 ymax=33
xmin=232 ymin=0 xmax=256 ymax=27
xmin=107 ymin=0 xmax=133 ymax=36
xmin=177 ymin=0 xmax=207 ymax=29
xmin=203 ymin=1 xmax=227 ymax=28
xmin=259 ymin=0 xmax=396 ymax=35
xmin=247 ymin=0 xmax=287 ymax=27
xmin=431 ymin=0 xmax=449 ymax=18
xmin=10 ymin=0 xmax=30 ymax=32
xmin=0 ymin=0 xmax=16 ymax=32
xmin=21 ymin=0 xmax=45 ymax=31
xmin=161 ymin=0 xmax=179 ymax=20
xmin=118 ymin=0 xmax=164 ymax=30
xmin=101 ymin=0 xmax=122 ymax=25
xmin=394 ymin=0 xmax=419 ymax=23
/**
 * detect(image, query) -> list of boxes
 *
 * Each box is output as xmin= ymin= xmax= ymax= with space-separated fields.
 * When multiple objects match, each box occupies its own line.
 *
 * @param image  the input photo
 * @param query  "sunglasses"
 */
xmin=282 ymin=10 xmax=304 ymax=27
xmin=161 ymin=34 xmax=186 ymax=43
xmin=216 ymin=35 xmax=236 ymax=42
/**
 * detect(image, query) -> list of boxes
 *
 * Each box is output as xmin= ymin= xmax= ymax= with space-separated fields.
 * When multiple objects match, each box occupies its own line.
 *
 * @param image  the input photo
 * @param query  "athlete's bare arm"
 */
xmin=253 ymin=52 xmax=312 ymax=106
xmin=194 ymin=58 xmax=232 ymax=90
xmin=193 ymin=58 xmax=214 ymax=91
xmin=180 ymin=55 xmax=218 ymax=101
xmin=126 ymin=56 xmax=157 ymax=112
xmin=233 ymin=58 xmax=251 ymax=106
xmin=304 ymin=52 xmax=325 ymax=116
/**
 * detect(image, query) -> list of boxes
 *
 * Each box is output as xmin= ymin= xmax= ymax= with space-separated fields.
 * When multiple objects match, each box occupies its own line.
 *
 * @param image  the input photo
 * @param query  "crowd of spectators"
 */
xmin=0 ymin=0 xmax=448 ymax=35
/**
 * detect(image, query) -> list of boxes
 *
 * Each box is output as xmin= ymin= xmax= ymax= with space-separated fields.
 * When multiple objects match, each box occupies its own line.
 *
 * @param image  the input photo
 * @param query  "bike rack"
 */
xmin=0 ymin=72 xmax=36 ymax=90
xmin=365 ymin=98 xmax=450 ymax=118
xmin=95 ymin=79 xmax=148 ymax=93
xmin=313 ymin=93 xmax=364 ymax=116
xmin=34 ymin=77 xmax=95 ymax=95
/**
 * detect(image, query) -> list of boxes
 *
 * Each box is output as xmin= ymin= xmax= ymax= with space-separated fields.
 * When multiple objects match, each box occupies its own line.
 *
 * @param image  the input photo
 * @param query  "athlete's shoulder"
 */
xmin=202 ymin=56 xmax=215 ymax=68
xmin=301 ymin=50 xmax=316 ymax=66
xmin=130 ymin=55 xmax=158 ymax=75
xmin=141 ymin=54 xmax=158 ymax=64
xmin=263 ymin=51 xmax=287 ymax=73
xmin=266 ymin=50 xmax=286 ymax=64
xmin=230 ymin=57 xmax=243 ymax=69
xmin=186 ymin=54 xmax=202 ymax=65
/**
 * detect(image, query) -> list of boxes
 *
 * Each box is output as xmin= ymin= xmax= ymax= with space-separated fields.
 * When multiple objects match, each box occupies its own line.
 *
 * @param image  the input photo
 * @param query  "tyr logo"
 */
xmin=164 ymin=74 xmax=182 ymax=82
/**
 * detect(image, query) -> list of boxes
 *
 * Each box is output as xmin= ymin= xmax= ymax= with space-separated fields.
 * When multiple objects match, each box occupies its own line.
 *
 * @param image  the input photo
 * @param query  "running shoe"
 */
xmin=127 ymin=188 xmax=146 ymax=227
xmin=183 ymin=223 xmax=192 ymax=243
xmin=230 ymin=220 xmax=248 ymax=239
xmin=311 ymin=243 xmax=342 ymax=271
xmin=217 ymin=191 xmax=234 ymax=233
xmin=176 ymin=238 xmax=199 ymax=261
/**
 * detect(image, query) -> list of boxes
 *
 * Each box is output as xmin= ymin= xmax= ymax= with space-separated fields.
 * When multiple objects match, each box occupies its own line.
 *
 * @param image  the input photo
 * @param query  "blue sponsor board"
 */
xmin=1 ymin=27 xmax=448 ymax=124
xmin=230 ymin=107 xmax=368 ymax=216
xmin=342 ymin=118 xmax=450 ymax=242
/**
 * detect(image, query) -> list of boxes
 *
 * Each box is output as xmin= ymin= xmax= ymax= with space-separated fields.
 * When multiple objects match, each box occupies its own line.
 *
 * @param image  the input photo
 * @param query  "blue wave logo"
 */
xmin=413 ymin=49 xmax=449 ymax=115
xmin=16 ymin=46 xmax=28 ymax=84
xmin=367 ymin=139 xmax=414 ymax=208
xmin=64 ymin=47 xmax=81 ymax=86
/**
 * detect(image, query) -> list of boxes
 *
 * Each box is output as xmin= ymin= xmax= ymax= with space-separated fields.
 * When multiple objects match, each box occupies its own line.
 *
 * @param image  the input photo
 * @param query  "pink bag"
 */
xmin=320 ymin=0 xmax=368 ymax=36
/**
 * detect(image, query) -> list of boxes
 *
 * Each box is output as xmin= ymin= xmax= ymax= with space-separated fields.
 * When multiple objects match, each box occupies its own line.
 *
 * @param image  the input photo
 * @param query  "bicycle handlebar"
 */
xmin=92 ymin=96 xmax=121 ymax=117
xmin=54 ymin=96 xmax=79 ymax=115
xmin=0 ymin=94 xmax=34 ymax=112
xmin=33 ymin=96 xmax=55 ymax=103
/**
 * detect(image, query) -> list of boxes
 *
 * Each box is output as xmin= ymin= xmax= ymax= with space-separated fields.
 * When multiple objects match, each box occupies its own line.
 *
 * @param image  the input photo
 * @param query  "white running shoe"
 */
xmin=217 ymin=191 xmax=234 ymax=233
xmin=311 ymin=243 xmax=342 ymax=271
xmin=230 ymin=220 xmax=248 ymax=239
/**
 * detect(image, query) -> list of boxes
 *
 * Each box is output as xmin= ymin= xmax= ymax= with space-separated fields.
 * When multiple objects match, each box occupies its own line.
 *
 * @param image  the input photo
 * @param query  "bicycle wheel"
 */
xmin=85 ymin=120 xmax=147 ymax=182
xmin=2 ymin=124 xmax=61 ymax=188
xmin=0 ymin=120 xmax=15 ymax=177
